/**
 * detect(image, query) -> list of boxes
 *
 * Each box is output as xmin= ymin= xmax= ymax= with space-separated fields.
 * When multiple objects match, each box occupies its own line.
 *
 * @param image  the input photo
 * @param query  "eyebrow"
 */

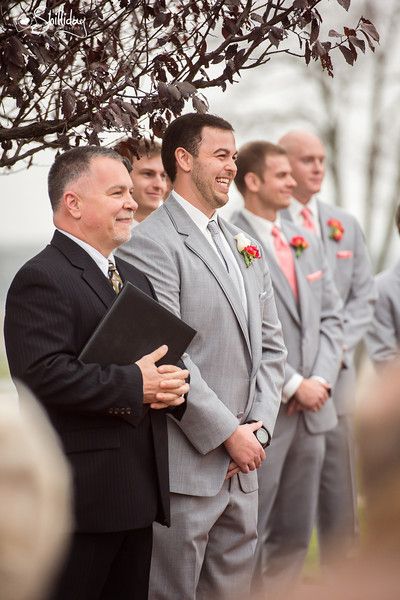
xmin=106 ymin=184 xmax=130 ymax=193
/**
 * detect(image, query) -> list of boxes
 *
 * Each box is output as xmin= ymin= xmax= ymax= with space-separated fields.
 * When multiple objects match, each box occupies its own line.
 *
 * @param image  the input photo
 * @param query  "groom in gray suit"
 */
xmin=117 ymin=114 xmax=286 ymax=599
xmin=231 ymin=141 xmax=343 ymax=596
xmin=279 ymin=130 xmax=376 ymax=562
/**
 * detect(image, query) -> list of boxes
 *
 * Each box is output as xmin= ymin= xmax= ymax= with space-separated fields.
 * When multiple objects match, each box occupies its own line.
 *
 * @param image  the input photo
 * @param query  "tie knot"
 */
xmin=300 ymin=207 xmax=312 ymax=219
xmin=207 ymin=220 xmax=220 ymax=237
xmin=108 ymin=260 xmax=116 ymax=275
xmin=271 ymin=225 xmax=281 ymax=238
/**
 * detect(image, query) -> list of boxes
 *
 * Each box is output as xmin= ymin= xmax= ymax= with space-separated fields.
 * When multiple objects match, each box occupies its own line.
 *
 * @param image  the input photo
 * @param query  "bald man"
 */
xmin=279 ymin=131 xmax=376 ymax=563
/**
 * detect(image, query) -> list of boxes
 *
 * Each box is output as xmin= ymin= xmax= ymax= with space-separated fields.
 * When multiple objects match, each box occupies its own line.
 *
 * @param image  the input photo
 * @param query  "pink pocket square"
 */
xmin=306 ymin=270 xmax=323 ymax=282
xmin=336 ymin=250 xmax=353 ymax=259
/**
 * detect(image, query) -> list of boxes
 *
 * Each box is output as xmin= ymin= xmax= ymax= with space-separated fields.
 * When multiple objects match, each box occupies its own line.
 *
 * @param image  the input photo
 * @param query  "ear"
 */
xmin=175 ymin=147 xmax=193 ymax=174
xmin=244 ymin=172 xmax=261 ymax=194
xmin=63 ymin=191 xmax=82 ymax=220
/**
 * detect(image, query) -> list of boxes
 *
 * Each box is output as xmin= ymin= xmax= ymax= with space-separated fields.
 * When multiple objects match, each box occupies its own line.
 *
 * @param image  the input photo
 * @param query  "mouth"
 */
xmin=215 ymin=177 xmax=231 ymax=193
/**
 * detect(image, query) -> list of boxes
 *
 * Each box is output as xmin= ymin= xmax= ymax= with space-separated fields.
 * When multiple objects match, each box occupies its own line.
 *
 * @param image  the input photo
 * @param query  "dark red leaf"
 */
xmin=349 ymin=36 xmax=365 ymax=53
xmin=61 ymin=89 xmax=77 ymax=120
xmin=192 ymin=96 xmax=208 ymax=114
xmin=338 ymin=44 xmax=355 ymax=65
xmin=310 ymin=19 xmax=320 ymax=45
xmin=328 ymin=29 xmax=342 ymax=38
xmin=360 ymin=18 xmax=380 ymax=43
xmin=336 ymin=0 xmax=350 ymax=10
xmin=175 ymin=81 xmax=196 ymax=97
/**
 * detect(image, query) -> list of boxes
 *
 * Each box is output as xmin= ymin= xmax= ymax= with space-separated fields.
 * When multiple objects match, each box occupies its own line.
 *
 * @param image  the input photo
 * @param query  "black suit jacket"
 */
xmin=4 ymin=230 xmax=180 ymax=533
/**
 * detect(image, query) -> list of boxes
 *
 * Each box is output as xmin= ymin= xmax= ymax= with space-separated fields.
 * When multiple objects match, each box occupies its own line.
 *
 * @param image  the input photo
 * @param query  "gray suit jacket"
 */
xmin=282 ymin=201 xmax=376 ymax=414
xmin=366 ymin=260 xmax=400 ymax=365
xmin=232 ymin=210 xmax=343 ymax=434
xmin=117 ymin=195 xmax=286 ymax=496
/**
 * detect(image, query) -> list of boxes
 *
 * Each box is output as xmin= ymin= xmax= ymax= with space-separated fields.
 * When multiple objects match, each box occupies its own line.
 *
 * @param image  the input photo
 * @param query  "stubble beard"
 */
xmin=192 ymin=163 xmax=227 ymax=211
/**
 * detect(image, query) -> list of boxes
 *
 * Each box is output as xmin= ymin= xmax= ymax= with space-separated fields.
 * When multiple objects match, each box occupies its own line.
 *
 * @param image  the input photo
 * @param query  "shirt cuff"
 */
xmin=282 ymin=374 xmax=304 ymax=403
xmin=311 ymin=375 xmax=328 ymax=385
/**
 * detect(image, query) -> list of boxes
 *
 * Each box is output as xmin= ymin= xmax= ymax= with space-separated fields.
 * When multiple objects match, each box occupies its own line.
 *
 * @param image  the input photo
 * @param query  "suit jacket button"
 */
xmin=236 ymin=412 xmax=244 ymax=419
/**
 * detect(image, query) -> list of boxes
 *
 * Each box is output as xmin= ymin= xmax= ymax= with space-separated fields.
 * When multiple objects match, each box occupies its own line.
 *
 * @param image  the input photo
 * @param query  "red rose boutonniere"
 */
xmin=327 ymin=218 xmax=344 ymax=242
xmin=290 ymin=235 xmax=309 ymax=258
xmin=234 ymin=233 xmax=261 ymax=267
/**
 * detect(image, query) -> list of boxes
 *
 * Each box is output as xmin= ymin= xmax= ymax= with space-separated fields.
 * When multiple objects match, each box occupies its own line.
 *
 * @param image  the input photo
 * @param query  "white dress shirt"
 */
xmin=173 ymin=191 xmax=248 ymax=317
xmin=288 ymin=196 xmax=321 ymax=237
xmin=56 ymin=228 xmax=116 ymax=277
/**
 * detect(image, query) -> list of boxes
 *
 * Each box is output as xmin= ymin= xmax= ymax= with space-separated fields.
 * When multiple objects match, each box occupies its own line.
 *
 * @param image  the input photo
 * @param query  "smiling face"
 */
xmin=130 ymin=153 xmax=168 ymax=221
xmin=258 ymin=154 xmax=296 ymax=210
xmin=59 ymin=156 xmax=137 ymax=256
xmin=176 ymin=126 xmax=237 ymax=216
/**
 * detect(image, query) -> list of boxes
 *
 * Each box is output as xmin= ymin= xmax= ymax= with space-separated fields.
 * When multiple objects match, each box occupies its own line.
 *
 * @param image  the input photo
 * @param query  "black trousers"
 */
xmin=50 ymin=526 xmax=153 ymax=600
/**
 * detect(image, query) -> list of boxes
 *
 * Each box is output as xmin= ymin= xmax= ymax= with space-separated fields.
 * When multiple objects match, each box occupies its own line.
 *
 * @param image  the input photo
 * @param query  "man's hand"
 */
xmin=292 ymin=378 xmax=330 ymax=412
xmin=225 ymin=460 xmax=241 ymax=480
xmin=286 ymin=398 xmax=304 ymax=416
xmin=224 ymin=422 xmax=266 ymax=474
xmin=135 ymin=345 xmax=189 ymax=409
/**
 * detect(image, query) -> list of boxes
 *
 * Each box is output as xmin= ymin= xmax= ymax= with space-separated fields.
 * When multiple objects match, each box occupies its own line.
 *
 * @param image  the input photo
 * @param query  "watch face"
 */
xmin=257 ymin=428 xmax=269 ymax=446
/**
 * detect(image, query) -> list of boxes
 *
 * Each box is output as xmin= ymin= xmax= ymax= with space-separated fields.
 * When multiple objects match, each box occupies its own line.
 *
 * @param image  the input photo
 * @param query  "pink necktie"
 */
xmin=300 ymin=206 xmax=316 ymax=232
xmin=271 ymin=226 xmax=298 ymax=300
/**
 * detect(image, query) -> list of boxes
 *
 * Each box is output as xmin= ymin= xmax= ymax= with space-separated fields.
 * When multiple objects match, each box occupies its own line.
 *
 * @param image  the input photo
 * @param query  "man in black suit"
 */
xmin=4 ymin=146 xmax=189 ymax=600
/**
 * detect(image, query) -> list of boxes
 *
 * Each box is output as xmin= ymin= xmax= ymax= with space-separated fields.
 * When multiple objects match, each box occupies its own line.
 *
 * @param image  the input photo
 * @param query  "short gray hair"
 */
xmin=48 ymin=146 xmax=125 ymax=211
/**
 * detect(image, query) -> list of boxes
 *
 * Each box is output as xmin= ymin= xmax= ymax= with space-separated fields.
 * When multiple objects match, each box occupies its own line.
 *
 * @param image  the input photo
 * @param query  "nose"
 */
xmin=225 ymin=157 xmax=237 ymax=176
xmin=125 ymin=192 xmax=138 ymax=212
xmin=152 ymin=174 xmax=165 ymax=191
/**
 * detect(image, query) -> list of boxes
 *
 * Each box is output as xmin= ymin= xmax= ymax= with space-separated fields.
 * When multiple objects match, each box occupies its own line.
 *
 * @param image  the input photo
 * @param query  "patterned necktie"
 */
xmin=108 ymin=260 xmax=123 ymax=294
xmin=271 ymin=226 xmax=298 ymax=300
xmin=300 ymin=206 xmax=316 ymax=232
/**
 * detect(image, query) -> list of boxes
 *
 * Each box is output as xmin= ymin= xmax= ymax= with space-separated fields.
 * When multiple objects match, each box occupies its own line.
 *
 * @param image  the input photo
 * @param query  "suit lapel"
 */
xmin=317 ymin=201 xmax=338 ymax=270
xmin=51 ymin=230 xmax=116 ymax=309
xmin=164 ymin=198 xmax=252 ymax=356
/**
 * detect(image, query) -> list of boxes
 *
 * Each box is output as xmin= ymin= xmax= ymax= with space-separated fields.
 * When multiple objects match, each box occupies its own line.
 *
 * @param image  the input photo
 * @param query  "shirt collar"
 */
xmin=289 ymin=195 xmax=319 ymax=219
xmin=172 ymin=190 xmax=217 ymax=234
xmin=56 ymin=228 xmax=113 ymax=277
xmin=242 ymin=208 xmax=281 ymax=237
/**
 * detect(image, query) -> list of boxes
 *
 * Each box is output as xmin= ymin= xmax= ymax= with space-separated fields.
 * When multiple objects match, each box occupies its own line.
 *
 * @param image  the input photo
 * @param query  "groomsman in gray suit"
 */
xmin=366 ymin=204 xmax=400 ymax=366
xmin=279 ymin=130 xmax=376 ymax=562
xmin=231 ymin=141 xmax=343 ymax=595
xmin=117 ymin=114 xmax=286 ymax=600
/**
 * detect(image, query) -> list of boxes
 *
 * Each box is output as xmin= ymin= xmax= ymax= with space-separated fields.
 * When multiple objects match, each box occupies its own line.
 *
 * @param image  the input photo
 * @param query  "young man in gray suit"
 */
xmin=366 ymin=204 xmax=400 ymax=366
xmin=279 ymin=130 xmax=376 ymax=563
xmin=231 ymin=141 xmax=343 ymax=596
xmin=117 ymin=114 xmax=287 ymax=600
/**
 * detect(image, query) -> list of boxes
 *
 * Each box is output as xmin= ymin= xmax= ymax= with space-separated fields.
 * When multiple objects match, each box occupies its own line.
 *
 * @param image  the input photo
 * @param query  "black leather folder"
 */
xmin=79 ymin=281 xmax=196 ymax=366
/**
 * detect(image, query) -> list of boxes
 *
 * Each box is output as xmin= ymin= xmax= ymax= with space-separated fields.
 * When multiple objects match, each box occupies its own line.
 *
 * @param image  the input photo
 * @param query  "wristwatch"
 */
xmin=247 ymin=421 xmax=271 ymax=449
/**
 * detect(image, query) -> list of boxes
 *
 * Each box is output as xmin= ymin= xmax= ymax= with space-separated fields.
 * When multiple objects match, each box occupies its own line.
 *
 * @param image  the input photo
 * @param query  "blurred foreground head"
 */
xmin=284 ymin=362 xmax=400 ymax=600
xmin=358 ymin=359 xmax=400 ymax=556
xmin=0 ymin=385 xmax=72 ymax=600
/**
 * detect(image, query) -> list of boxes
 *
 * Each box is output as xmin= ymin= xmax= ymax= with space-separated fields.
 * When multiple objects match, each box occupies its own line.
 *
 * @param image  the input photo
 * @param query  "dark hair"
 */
xmin=396 ymin=204 xmax=400 ymax=236
xmin=48 ymin=146 xmax=125 ymax=211
xmin=235 ymin=141 xmax=287 ymax=195
xmin=161 ymin=113 xmax=234 ymax=182
xmin=113 ymin=138 xmax=162 ymax=168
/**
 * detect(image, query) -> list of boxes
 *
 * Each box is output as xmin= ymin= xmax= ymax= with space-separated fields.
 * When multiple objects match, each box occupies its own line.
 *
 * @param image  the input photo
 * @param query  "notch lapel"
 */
xmin=51 ymin=230 xmax=116 ymax=310
xmin=164 ymin=199 xmax=252 ymax=357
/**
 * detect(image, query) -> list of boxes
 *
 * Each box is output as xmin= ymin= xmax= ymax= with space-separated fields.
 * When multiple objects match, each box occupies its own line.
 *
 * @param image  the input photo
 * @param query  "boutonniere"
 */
xmin=234 ymin=233 xmax=261 ymax=267
xmin=290 ymin=235 xmax=309 ymax=258
xmin=327 ymin=218 xmax=344 ymax=242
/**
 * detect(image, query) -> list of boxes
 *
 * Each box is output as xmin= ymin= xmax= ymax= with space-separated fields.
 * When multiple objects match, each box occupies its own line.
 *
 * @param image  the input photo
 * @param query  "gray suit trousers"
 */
xmin=253 ymin=409 xmax=325 ymax=597
xmin=149 ymin=476 xmax=258 ymax=600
